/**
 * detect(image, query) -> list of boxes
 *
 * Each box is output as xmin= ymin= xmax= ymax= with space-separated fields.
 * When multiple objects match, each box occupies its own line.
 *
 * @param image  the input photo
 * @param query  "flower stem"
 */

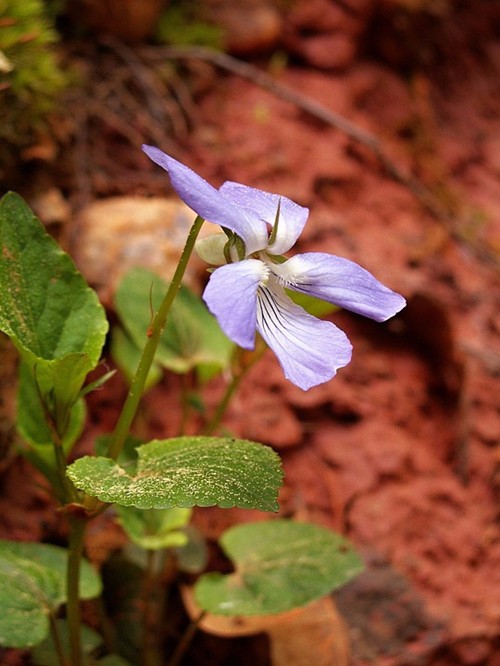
xmin=106 ymin=215 xmax=204 ymax=461
xmin=51 ymin=430 xmax=79 ymax=505
xmin=203 ymin=371 xmax=244 ymax=436
xmin=203 ymin=340 xmax=267 ymax=436
xmin=67 ymin=516 xmax=87 ymax=666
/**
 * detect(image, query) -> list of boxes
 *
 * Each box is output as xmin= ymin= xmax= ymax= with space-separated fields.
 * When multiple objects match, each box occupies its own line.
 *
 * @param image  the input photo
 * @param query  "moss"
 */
xmin=0 ymin=0 xmax=70 ymax=148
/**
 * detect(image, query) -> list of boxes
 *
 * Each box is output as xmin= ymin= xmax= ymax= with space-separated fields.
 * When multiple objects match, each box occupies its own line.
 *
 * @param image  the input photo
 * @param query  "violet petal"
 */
xmin=273 ymin=252 xmax=406 ymax=322
xmin=142 ymin=145 xmax=267 ymax=253
xmin=256 ymin=279 xmax=353 ymax=390
xmin=220 ymin=181 xmax=309 ymax=254
xmin=203 ymin=259 xmax=268 ymax=349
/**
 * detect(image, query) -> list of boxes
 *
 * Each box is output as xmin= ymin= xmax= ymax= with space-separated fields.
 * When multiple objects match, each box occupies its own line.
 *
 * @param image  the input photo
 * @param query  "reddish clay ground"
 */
xmin=0 ymin=1 xmax=499 ymax=665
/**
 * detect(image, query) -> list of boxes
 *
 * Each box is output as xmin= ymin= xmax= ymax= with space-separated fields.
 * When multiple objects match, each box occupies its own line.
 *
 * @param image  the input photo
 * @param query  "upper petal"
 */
xmin=203 ymin=259 xmax=268 ymax=349
xmin=142 ymin=145 xmax=267 ymax=253
xmin=256 ymin=280 xmax=352 ymax=390
xmin=219 ymin=181 xmax=309 ymax=254
xmin=272 ymin=252 xmax=406 ymax=322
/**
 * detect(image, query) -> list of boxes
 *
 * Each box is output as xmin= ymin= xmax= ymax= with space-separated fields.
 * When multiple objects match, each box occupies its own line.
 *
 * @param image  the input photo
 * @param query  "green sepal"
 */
xmin=267 ymin=197 xmax=281 ymax=247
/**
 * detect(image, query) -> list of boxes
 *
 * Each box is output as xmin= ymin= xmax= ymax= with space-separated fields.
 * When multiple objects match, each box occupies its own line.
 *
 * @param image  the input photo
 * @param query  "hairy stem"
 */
xmin=106 ymin=215 xmax=204 ymax=461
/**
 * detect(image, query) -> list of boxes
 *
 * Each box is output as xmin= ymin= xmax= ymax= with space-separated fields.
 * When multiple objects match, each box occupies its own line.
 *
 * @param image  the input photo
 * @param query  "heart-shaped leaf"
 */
xmin=195 ymin=520 xmax=363 ymax=615
xmin=67 ymin=437 xmax=283 ymax=511
xmin=0 ymin=540 xmax=101 ymax=648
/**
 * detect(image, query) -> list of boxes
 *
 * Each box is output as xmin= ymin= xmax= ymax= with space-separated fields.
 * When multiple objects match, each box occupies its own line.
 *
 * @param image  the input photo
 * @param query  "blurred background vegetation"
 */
xmin=0 ymin=0 xmax=223 ymax=175
xmin=0 ymin=0 xmax=70 ymax=150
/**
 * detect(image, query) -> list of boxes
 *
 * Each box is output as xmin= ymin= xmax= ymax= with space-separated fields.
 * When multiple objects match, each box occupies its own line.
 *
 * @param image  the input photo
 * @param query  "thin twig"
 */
xmin=102 ymin=36 xmax=190 ymax=140
xmin=142 ymin=45 xmax=380 ymax=149
xmin=102 ymin=36 xmax=169 ymax=127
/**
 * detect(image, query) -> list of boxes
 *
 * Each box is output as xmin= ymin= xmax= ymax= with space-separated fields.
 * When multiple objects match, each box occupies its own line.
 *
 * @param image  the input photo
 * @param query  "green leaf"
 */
xmin=0 ymin=192 xmax=108 ymax=422
xmin=79 ymin=367 xmax=117 ymax=397
xmin=32 ymin=620 xmax=102 ymax=666
xmin=114 ymin=267 xmax=233 ymax=375
xmin=0 ymin=555 xmax=57 ymax=648
xmin=17 ymin=360 xmax=86 ymax=450
xmin=0 ymin=540 xmax=102 ymax=648
xmin=16 ymin=359 xmax=86 ymax=492
xmin=67 ymin=437 xmax=283 ymax=512
xmin=116 ymin=505 xmax=192 ymax=550
xmin=195 ymin=520 xmax=364 ymax=616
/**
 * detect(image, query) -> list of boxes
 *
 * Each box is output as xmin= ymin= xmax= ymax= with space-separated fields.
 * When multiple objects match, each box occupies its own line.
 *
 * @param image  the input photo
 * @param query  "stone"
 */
xmin=70 ymin=196 xmax=213 ymax=306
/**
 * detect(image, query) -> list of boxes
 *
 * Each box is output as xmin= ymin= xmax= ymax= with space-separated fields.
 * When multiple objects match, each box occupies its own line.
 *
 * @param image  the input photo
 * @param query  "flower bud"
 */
xmin=195 ymin=233 xmax=228 ymax=265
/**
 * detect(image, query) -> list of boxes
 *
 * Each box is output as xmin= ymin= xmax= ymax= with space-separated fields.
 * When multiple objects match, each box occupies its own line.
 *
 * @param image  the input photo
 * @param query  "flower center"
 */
xmin=265 ymin=256 xmax=299 ymax=288
xmin=258 ymin=261 xmax=271 ymax=287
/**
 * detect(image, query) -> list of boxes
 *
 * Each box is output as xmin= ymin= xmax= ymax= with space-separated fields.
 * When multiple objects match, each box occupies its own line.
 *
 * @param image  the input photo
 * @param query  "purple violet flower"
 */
xmin=143 ymin=145 xmax=406 ymax=390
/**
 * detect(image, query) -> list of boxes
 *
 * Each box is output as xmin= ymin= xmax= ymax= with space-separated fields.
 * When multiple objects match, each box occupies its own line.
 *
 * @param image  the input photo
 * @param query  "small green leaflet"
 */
xmin=17 ymin=359 xmax=86 ymax=450
xmin=195 ymin=520 xmax=364 ymax=616
xmin=17 ymin=358 xmax=86 ymax=496
xmin=116 ymin=505 xmax=192 ymax=550
xmin=67 ymin=437 xmax=283 ymax=512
